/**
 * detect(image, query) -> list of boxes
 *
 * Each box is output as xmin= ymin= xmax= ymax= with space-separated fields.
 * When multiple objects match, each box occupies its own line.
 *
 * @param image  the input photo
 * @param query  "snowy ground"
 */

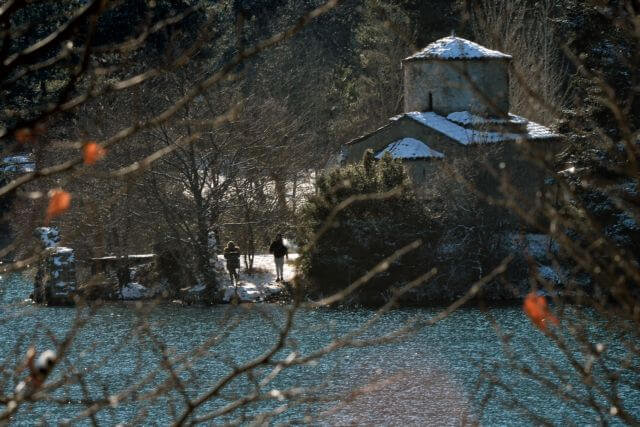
xmin=119 ymin=254 xmax=299 ymax=302
xmin=121 ymin=283 xmax=148 ymax=300
xmin=217 ymin=254 xmax=298 ymax=303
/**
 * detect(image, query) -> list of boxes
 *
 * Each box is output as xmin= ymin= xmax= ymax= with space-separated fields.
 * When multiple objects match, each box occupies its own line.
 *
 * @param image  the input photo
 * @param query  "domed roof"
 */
xmin=404 ymin=36 xmax=511 ymax=61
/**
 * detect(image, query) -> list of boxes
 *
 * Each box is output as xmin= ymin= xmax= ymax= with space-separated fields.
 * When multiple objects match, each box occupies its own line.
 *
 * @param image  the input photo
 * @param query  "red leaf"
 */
xmin=523 ymin=292 xmax=558 ymax=331
xmin=45 ymin=190 xmax=71 ymax=224
xmin=14 ymin=128 xmax=34 ymax=144
xmin=82 ymin=141 xmax=106 ymax=165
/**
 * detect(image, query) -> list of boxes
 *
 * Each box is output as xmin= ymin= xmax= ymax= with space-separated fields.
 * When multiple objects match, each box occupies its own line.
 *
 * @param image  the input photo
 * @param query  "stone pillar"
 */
xmin=33 ymin=247 xmax=77 ymax=306
xmin=33 ymin=227 xmax=77 ymax=305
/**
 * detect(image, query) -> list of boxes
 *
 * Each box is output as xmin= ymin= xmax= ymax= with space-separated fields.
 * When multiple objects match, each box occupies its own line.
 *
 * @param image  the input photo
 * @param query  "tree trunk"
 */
xmin=291 ymin=173 xmax=298 ymax=214
xmin=272 ymin=174 xmax=288 ymax=216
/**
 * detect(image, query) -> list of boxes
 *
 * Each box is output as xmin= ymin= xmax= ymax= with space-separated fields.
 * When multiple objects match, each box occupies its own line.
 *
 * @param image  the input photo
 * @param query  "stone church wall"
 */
xmin=343 ymin=117 xmax=466 ymax=164
xmin=403 ymin=59 xmax=510 ymax=116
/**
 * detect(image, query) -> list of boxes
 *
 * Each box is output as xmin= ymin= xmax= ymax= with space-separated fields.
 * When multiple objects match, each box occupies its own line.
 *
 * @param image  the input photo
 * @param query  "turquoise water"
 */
xmin=0 ymin=274 xmax=638 ymax=425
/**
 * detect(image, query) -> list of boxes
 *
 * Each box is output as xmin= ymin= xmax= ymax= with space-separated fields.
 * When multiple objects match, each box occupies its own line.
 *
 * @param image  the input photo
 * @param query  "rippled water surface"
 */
xmin=1 ymin=274 xmax=638 ymax=425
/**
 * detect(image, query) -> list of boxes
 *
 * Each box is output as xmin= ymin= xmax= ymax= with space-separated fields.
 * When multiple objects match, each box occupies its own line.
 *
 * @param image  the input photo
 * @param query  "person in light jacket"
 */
xmin=268 ymin=234 xmax=288 ymax=282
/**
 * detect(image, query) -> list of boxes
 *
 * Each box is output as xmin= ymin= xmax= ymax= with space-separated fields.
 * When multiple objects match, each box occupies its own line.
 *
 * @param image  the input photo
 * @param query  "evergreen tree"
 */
xmin=298 ymin=150 xmax=435 ymax=304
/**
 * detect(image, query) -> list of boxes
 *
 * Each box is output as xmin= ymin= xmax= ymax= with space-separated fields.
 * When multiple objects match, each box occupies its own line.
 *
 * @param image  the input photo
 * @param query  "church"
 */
xmin=341 ymin=35 xmax=560 ymax=198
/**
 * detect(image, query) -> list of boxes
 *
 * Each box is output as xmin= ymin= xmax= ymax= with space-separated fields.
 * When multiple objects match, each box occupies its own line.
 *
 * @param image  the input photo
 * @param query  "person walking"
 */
xmin=223 ymin=241 xmax=241 ymax=284
xmin=269 ymin=233 xmax=288 ymax=282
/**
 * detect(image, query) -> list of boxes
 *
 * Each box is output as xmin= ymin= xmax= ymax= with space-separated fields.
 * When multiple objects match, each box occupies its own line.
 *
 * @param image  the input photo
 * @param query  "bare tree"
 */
xmin=467 ymin=0 xmax=571 ymax=124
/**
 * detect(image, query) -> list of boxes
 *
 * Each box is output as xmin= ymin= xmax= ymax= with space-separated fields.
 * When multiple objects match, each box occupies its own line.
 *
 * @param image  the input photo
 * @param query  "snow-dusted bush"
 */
xmin=297 ymin=151 xmax=435 ymax=304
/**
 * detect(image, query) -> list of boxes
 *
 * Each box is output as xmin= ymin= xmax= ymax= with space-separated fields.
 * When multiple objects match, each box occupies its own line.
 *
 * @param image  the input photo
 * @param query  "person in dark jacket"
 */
xmin=268 ymin=234 xmax=288 ymax=282
xmin=223 ymin=241 xmax=241 ymax=283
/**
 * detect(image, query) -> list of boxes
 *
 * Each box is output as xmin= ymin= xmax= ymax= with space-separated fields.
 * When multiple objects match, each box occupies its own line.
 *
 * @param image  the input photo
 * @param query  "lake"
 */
xmin=0 ymin=273 xmax=638 ymax=425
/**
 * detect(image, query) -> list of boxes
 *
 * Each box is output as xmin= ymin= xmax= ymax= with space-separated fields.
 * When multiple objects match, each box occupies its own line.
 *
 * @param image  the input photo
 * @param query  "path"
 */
xmin=217 ymin=254 xmax=298 ymax=302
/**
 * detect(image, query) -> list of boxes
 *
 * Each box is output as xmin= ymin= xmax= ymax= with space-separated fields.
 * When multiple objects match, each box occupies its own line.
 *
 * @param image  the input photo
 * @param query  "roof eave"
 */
xmin=344 ymin=116 xmax=411 ymax=146
xmin=402 ymin=55 xmax=512 ymax=63
xmin=399 ymin=157 xmax=445 ymax=161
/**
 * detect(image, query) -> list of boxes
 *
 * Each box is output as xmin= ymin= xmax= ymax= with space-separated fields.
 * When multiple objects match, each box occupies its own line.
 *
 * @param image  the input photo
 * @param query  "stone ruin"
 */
xmin=31 ymin=227 xmax=161 ymax=303
xmin=33 ymin=227 xmax=77 ymax=305
xmin=89 ymin=254 xmax=157 ymax=300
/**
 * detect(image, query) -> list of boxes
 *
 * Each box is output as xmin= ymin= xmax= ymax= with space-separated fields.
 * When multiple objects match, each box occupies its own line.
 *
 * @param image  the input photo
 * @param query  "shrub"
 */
xmin=297 ymin=151 xmax=435 ymax=304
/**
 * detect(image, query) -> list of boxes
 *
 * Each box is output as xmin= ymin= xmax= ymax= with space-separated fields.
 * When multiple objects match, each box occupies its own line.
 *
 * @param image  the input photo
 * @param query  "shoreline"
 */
xmin=22 ymin=294 xmax=529 ymax=310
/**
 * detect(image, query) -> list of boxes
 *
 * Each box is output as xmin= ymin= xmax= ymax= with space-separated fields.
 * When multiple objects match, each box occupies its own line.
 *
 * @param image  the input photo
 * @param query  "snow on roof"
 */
xmin=375 ymin=138 xmax=444 ymax=160
xmin=394 ymin=112 xmax=558 ymax=145
xmin=525 ymin=121 xmax=559 ymax=139
xmin=404 ymin=36 xmax=511 ymax=61
xmin=1 ymin=154 xmax=35 ymax=173
xmin=446 ymin=111 xmax=528 ymax=126
xmin=91 ymin=254 xmax=156 ymax=261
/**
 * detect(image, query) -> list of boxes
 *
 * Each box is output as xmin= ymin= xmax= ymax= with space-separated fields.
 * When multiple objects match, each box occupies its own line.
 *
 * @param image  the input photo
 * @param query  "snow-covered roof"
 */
xmin=376 ymin=138 xmax=444 ymax=160
xmin=446 ymin=111 xmax=528 ymax=126
xmin=1 ymin=154 xmax=35 ymax=173
xmin=91 ymin=254 xmax=156 ymax=261
xmin=525 ymin=121 xmax=559 ymax=140
xmin=404 ymin=36 xmax=511 ymax=61
xmin=392 ymin=112 xmax=558 ymax=145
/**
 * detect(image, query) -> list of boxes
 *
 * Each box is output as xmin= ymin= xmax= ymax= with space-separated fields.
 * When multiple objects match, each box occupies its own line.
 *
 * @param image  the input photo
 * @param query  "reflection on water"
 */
xmin=0 ymin=274 xmax=638 ymax=425
xmin=326 ymin=368 xmax=470 ymax=425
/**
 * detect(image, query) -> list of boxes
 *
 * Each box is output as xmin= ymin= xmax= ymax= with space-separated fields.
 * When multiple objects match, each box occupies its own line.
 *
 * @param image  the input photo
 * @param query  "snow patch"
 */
xmin=35 ymin=227 xmax=60 ymax=248
xmin=121 ymin=283 xmax=148 ymax=300
xmin=375 ymin=138 xmax=444 ymax=160
xmin=221 ymin=281 xmax=287 ymax=303
xmin=525 ymin=121 xmax=558 ymax=139
xmin=53 ymin=281 xmax=70 ymax=290
xmin=396 ymin=112 xmax=558 ymax=145
xmin=1 ymin=154 xmax=35 ymax=173
xmin=51 ymin=247 xmax=75 ymax=266
xmin=446 ymin=111 xmax=528 ymax=126
xmin=91 ymin=254 xmax=155 ymax=261
xmin=262 ymin=282 xmax=284 ymax=298
xmin=223 ymin=282 xmax=264 ymax=303
xmin=538 ymin=265 xmax=563 ymax=284
xmin=182 ymin=282 xmax=207 ymax=294
xmin=190 ymin=283 xmax=207 ymax=293
xmin=405 ymin=36 xmax=511 ymax=61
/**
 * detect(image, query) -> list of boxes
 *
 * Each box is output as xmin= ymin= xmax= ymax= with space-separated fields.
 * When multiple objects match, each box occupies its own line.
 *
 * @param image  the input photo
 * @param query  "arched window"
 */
xmin=428 ymin=92 xmax=433 ymax=111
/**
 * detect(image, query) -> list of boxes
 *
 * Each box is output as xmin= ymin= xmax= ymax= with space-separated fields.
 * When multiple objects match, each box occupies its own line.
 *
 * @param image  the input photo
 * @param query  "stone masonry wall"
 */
xmin=403 ymin=59 xmax=510 ymax=116
xmin=343 ymin=117 xmax=466 ymax=164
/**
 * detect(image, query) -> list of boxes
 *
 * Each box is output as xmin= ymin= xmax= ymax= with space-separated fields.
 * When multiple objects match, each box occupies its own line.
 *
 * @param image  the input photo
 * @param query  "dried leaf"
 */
xmin=523 ymin=292 xmax=559 ymax=331
xmin=45 ymin=190 xmax=71 ymax=224
xmin=14 ymin=128 xmax=34 ymax=143
xmin=82 ymin=141 xmax=106 ymax=165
